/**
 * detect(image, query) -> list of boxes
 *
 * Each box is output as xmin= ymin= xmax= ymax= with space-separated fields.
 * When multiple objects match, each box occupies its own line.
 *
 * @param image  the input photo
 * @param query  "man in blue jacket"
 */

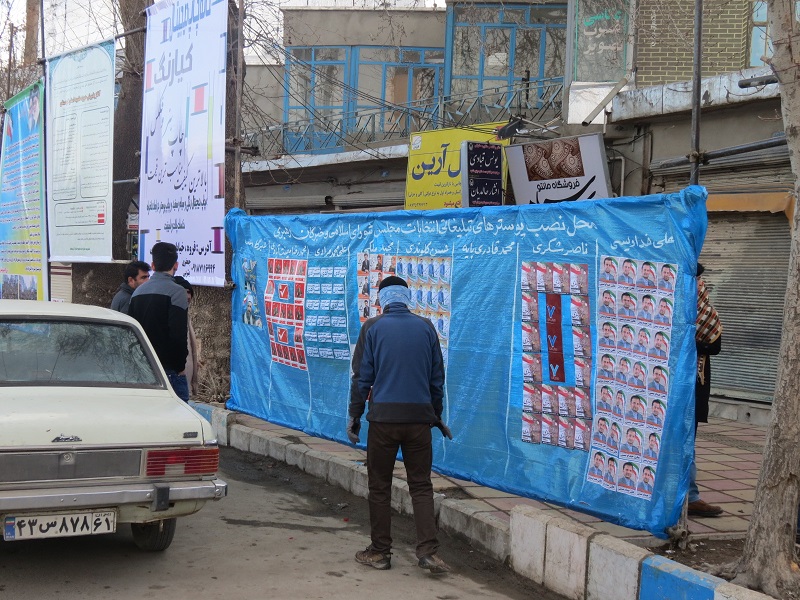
xmin=348 ymin=275 xmax=451 ymax=573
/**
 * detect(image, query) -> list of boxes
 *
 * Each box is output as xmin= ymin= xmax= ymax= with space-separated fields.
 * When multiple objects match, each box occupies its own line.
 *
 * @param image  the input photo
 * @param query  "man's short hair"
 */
xmin=124 ymin=260 xmax=150 ymax=282
xmin=151 ymin=242 xmax=179 ymax=272
xmin=173 ymin=275 xmax=194 ymax=298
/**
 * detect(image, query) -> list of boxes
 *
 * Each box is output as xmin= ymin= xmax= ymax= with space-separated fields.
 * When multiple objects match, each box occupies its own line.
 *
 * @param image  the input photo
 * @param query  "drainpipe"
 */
xmin=581 ymin=73 xmax=631 ymax=127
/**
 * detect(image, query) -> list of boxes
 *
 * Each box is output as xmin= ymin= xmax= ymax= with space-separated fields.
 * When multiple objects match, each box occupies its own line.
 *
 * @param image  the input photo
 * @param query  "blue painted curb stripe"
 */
xmin=639 ymin=555 xmax=724 ymax=600
xmin=190 ymin=401 xmax=213 ymax=425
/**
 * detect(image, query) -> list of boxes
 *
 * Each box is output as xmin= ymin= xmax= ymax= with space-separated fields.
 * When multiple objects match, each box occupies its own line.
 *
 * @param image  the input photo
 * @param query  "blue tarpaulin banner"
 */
xmin=225 ymin=186 xmax=707 ymax=537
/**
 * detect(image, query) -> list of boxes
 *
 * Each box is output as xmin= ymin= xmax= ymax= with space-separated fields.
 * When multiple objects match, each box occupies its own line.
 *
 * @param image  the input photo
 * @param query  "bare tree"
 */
xmin=111 ymin=0 xmax=146 ymax=259
xmin=713 ymin=0 xmax=800 ymax=596
xmin=23 ymin=0 xmax=38 ymax=64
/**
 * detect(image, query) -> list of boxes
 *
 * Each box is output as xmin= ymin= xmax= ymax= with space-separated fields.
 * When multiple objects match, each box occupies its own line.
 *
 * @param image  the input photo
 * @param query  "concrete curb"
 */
xmin=198 ymin=403 xmax=772 ymax=600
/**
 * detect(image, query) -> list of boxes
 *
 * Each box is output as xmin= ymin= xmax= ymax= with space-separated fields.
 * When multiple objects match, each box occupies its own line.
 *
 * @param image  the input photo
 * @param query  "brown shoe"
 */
xmin=355 ymin=546 xmax=391 ymax=570
xmin=688 ymin=499 xmax=723 ymax=517
xmin=418 ymin=553 xmax=450 ymax=573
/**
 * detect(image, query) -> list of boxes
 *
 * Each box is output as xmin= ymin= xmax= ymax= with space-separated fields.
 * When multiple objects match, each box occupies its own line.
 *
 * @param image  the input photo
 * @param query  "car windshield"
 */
xmin=0 ymin=319 xmax=163 ymax=387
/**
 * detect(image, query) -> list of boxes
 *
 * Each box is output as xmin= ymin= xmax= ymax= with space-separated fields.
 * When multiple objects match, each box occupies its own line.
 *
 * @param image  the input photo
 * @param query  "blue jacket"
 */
xmin=349 ymin=303 xmax=444 ymax=423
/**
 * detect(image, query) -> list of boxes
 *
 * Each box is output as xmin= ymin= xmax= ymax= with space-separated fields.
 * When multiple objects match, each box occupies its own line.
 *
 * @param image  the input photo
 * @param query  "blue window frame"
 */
xmin=284 ymin=45 xmax=444 ymax=152
xmin=284 ymin=47 xmax=349 ymax=151
xmin=352 ymin=47 xmax=444 ymax=133
xmin=444 ymin=3 xmax=567 ymax=97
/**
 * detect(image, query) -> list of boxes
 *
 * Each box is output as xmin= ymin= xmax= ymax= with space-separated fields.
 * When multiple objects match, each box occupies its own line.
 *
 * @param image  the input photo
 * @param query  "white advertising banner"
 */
xmin=139 ymin=0 xmax=227 ymax=287
xmin=506 ymin=133 xmax=612 ymax=204
xmin=46 ymin=41 xmax=115 ymax=262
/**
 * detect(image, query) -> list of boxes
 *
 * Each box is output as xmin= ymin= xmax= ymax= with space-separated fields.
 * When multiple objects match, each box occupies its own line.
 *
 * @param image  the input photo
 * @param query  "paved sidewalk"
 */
xmin=212 ymin=405 xmax=766 ymax=546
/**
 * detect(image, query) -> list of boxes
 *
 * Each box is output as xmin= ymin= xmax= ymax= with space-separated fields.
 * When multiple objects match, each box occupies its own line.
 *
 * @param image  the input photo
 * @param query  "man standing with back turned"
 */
xmin=129 ymin=242 xmax=190 ymax=402
xmin=348 ymin=275 xmax=452 ymax=573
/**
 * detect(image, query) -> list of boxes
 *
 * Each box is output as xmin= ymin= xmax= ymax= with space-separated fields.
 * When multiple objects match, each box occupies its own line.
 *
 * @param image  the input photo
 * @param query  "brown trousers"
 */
xmin=366 ymin=422 xmax=438 ymax=558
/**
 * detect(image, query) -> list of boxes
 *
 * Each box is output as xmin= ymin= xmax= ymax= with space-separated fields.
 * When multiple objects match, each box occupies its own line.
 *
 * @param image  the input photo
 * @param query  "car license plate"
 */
xmin=3 ymin=510 xmax=116 ymax=541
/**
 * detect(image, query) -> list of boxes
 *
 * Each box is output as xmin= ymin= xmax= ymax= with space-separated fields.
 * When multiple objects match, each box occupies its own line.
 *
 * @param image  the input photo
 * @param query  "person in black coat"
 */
xmin=688 ymin=263 xmax=723 ymax=517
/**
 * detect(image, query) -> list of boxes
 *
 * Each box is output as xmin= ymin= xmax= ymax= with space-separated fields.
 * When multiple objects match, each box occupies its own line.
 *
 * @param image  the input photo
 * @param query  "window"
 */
xmin=447 ymin=3 xmax=567 ymax=96
xmin=750 ymin=1 xmax=772 ymax=66
xmin=352 ymin=46 xmax=444 ymax=135
xmin=284 ymin=45 xmax=444 ymax=152
xmin=285 ymin=46 xmax=443 ymax=120
xmin=0 ymin=321 xmax=161 ymax=387
xmin=285 ymin=46 xmax=348 ymax=124
xmin=750 ymin=0 xmax=800 ymax=67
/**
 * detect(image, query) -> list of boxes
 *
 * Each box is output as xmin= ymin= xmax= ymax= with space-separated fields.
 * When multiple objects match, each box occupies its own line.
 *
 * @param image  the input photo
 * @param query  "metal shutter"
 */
xmin=651 ymin=145 xmax=794 ymax=195
xmin=699 ymin=212 xmax=790 ymax=402
xmin=49 ymin=263 xmax=73 ymax=303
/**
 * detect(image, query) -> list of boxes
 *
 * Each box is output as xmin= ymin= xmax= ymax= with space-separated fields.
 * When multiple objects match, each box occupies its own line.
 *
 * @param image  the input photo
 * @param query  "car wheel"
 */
xmin=130 ymin=518 xmax=177 ymax=551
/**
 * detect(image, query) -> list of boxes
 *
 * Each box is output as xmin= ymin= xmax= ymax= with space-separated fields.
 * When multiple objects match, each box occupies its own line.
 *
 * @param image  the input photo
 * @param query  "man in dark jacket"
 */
xmin=110 ymin=260 xmax=151 ymax=314
xmin=129 ymin=242 xmax=189 ymax=402
xmin=348 ymin=275 xmax=451 ymax=573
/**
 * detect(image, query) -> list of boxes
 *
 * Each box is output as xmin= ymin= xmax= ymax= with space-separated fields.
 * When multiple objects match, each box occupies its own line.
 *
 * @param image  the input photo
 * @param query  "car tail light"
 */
xmin=145 ymin=447 xmax=219 ymax=476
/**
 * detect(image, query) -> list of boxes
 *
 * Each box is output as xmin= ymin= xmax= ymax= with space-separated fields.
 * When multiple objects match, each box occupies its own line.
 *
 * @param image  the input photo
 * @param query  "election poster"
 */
xmin=226 ymin=186 xmax=708 ymax=537
xmin=0 ymin=82 xmax=47 ymax=300
xmin=139 ymin=0 xmax=227 ymax=287
xmin=46 ymin=40 xmax=116 ymax=262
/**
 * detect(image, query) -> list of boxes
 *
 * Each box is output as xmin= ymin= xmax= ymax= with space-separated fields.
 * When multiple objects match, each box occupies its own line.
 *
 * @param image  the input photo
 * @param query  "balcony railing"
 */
xmin=248 ymin=78 xmax=564 ymax=157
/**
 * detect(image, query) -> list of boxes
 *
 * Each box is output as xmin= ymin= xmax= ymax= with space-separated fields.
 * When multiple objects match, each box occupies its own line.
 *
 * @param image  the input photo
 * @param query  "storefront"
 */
xmin=650 ymin=147 xmax=793 ymax=403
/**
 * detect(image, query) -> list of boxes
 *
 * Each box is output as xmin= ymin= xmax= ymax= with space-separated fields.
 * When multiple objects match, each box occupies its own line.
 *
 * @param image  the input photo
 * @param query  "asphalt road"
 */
xmin=0 ymin=447 xmax=566 ymax=599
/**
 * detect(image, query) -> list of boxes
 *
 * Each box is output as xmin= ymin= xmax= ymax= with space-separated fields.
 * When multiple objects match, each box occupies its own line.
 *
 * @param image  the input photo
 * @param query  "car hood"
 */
xmin=0 ymin=387 xmax=215 ymax=448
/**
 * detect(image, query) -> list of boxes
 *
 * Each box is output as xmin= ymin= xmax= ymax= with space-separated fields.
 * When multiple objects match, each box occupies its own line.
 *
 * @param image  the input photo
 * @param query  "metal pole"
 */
xmin=233 ymin=0 xmax=244 ymax=210
xmin=38 ymin=0 xmax=45 ymax=62
xmin=689 ymin=0 xmax=703 ymax=185
xmin=38 ymin=0 xmax=51 ymax=301
xmin=114 ymin=25 xmax=147 ymax=40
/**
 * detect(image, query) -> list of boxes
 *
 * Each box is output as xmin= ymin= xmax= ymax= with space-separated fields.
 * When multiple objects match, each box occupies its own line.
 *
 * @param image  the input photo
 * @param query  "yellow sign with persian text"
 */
xmin=405 ymin=123 xmax=508 ymax=210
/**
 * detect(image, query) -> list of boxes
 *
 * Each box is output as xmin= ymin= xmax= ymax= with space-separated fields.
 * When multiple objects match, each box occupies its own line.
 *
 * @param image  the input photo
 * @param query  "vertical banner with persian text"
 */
xmin=0 ymin=83 xmax=47 ymax=300
xmin=46 ymin=41 xmax=116 ymax=262
xmin=139 ymin=0 xmax=227 ymax=286
xmin=226 ymin=186 xmax=708 ymax=537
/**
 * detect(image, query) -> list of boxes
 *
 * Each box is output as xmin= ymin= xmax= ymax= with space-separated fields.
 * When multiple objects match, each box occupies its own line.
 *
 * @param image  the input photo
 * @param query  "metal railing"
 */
xmin=248 ymin=78 xmax=564 ymax=157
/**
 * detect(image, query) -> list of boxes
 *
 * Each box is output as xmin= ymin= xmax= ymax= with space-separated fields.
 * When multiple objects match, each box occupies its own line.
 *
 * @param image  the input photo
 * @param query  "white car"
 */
xmin=0 ymin=300 xmax=226 ymax=551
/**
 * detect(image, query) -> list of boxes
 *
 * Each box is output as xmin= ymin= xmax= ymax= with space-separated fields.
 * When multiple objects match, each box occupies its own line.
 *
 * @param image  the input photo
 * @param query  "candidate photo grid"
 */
xmin=520 ymin=261 xmax=590 ymax=453
xmin=359 ymin=253 xmax=452 ymax=366
xmin=586 ymin=255 xmax=676 ymax=499
xmin=264 ymin=258 xmax=308 ymax=371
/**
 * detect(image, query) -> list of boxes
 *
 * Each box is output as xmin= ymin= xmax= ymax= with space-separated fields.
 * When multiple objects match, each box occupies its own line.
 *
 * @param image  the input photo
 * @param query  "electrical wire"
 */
xmin=270 ymin=37 xmax=554 ymax=139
